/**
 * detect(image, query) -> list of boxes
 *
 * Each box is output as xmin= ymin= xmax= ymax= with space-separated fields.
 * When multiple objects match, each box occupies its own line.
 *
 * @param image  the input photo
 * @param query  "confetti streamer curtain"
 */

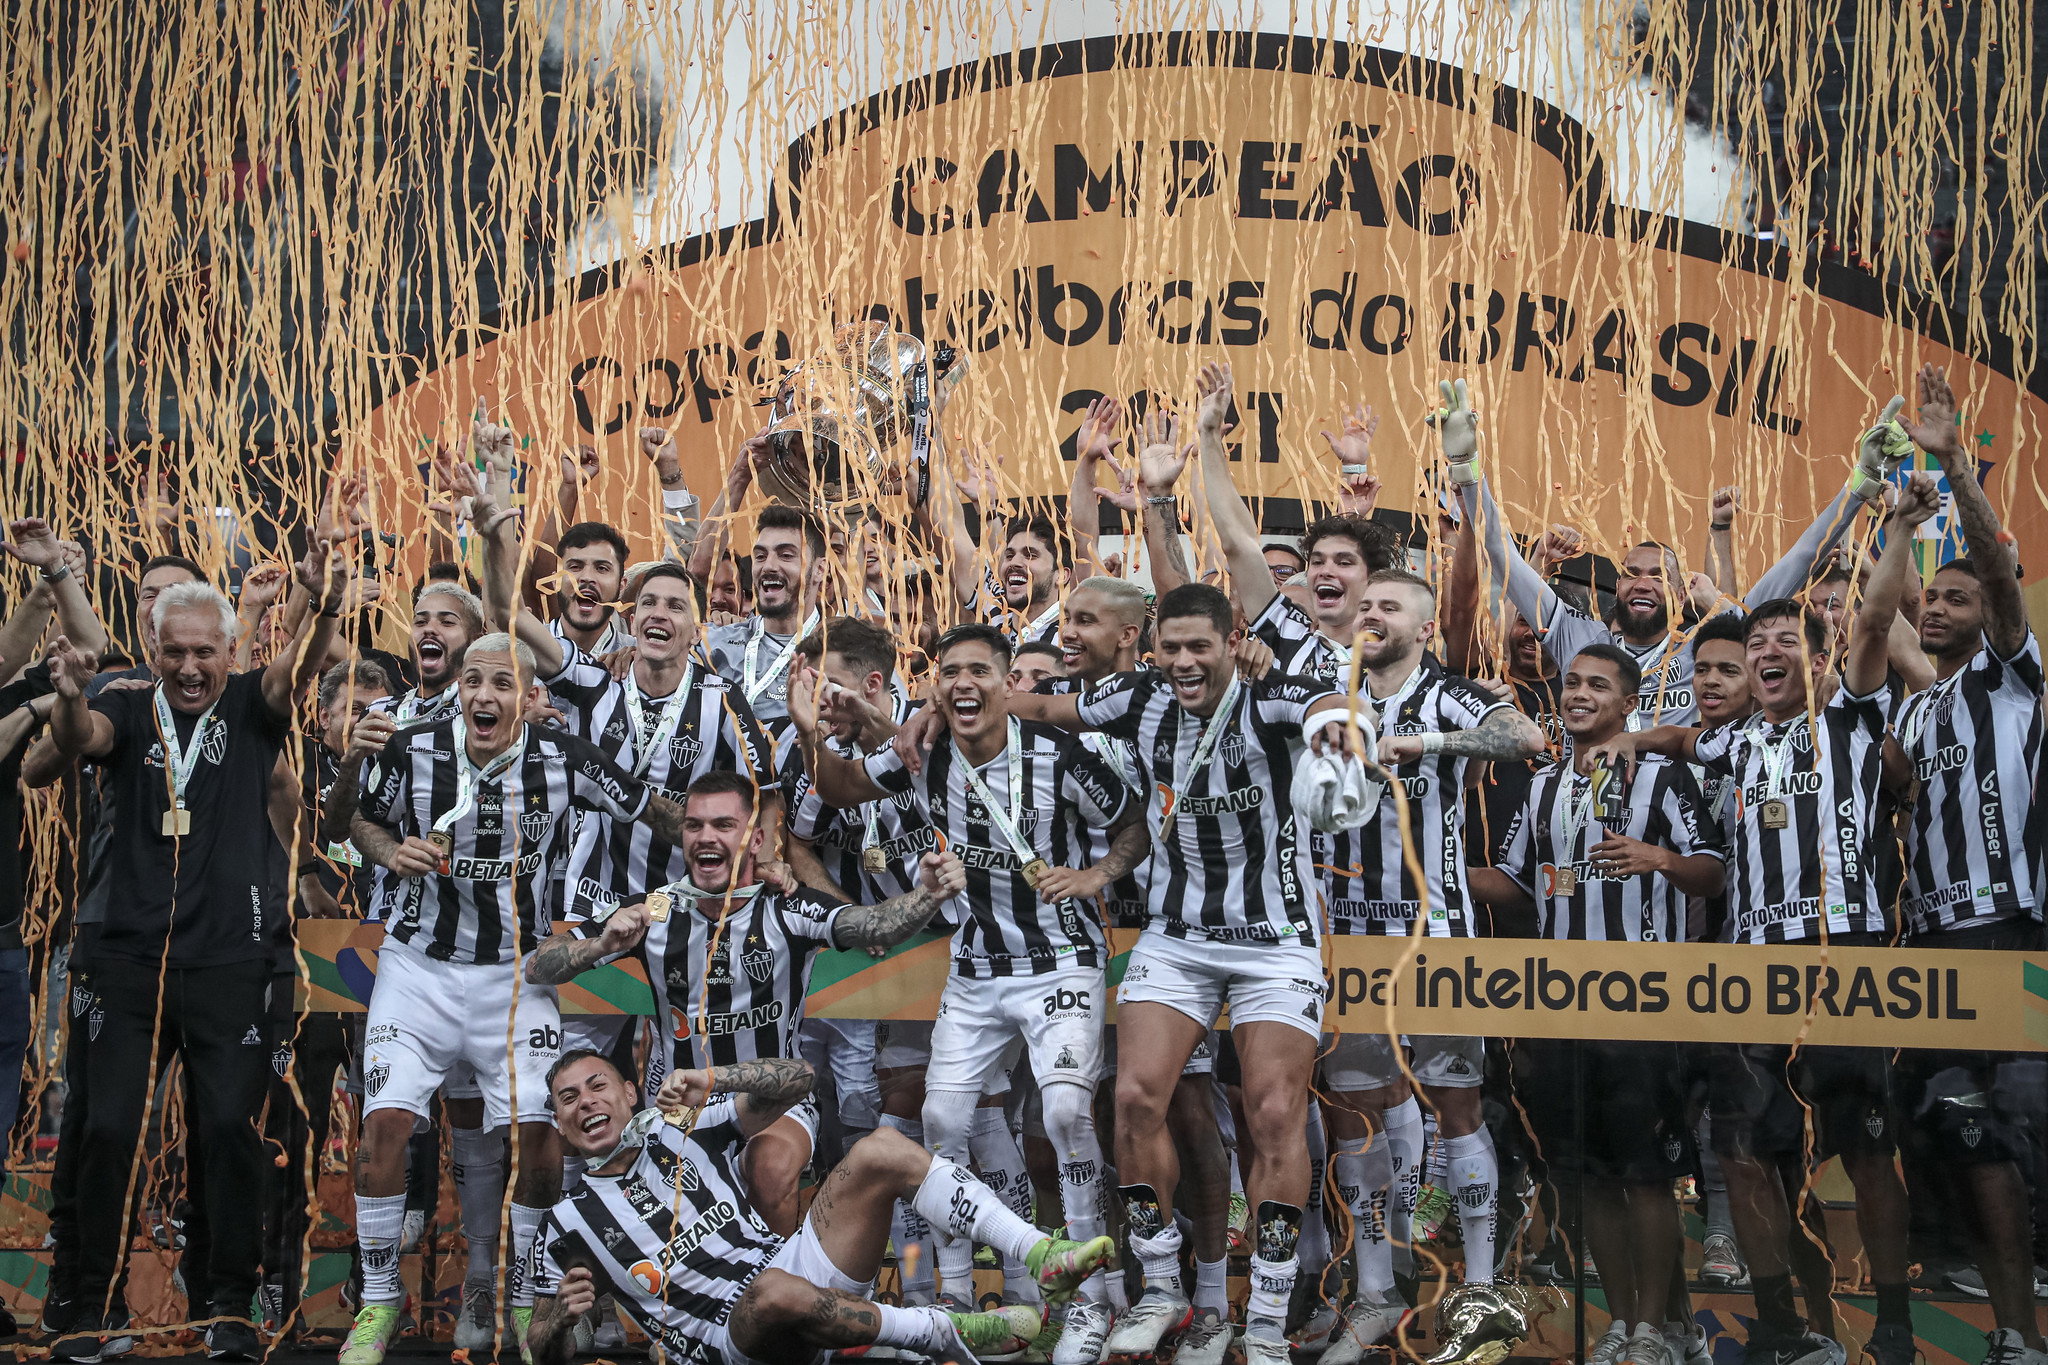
xmin=2 ymin=0 xmax=2044 ymax=1232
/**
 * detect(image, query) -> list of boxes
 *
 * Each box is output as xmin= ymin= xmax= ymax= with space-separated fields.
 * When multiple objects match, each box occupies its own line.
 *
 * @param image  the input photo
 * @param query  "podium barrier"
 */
xmin=292 ymin=921 xmax=2048 ymax=1051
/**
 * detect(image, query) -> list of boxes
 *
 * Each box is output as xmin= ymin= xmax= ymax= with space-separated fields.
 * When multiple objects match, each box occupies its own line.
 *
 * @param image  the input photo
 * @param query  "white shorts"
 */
xmin=714 ymin=1219 xmax=866 ymax=1365
xmin=927 ymin=967 xmax=1106 ymax=1095
xmin=443 ymin=1060 xmax=482 ymax=1103
xmin=1101 ymin=1026 xmax=1218 ymax=1077
xmin=1117 ymin=931 xmax=1327 ymax=1040
xmin=562 ymin=1015 xmax=631 ymax=1056
xmin=363 ymin=946 xmax=562 ymax=1129
xmin=1320 ymin=1032 xmax=1485 ymax=1092
xmin=875 ymin=1019 xmax=934 ymax=1072
xmin=799 ymin=1019 xmax=883 ymax=1131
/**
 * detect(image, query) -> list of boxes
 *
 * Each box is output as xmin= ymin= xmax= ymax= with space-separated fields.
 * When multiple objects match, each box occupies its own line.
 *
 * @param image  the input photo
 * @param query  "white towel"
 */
xmin=1292 ymin=708 xmax=1386 ymax=832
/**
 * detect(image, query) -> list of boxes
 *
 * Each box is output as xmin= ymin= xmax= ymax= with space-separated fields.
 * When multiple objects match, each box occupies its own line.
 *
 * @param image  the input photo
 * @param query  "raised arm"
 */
xmin=1846 ymin=473 xmax=1940 ymax=697
xmin=654 ymin=1057 xmax=816 ymax=1139
xmin=526 ymin=903 xmax=651 ymax=985
xmin=785 ymin=665 xmax=891 ymax=806
xmin=44 ymin=637 xmax=116 ymax=762
xmin=687 ymin=432 xmax=762 ymax=587
xmin=1191 ymin=360 xmax=1276 ymax=619
xmin=261 ymin=539 xmax=347 ymax=720
xmin=1067 ymin=397 xmax=1123 ymax=576
xmin=638 ymin=426 xmax=703 ymax=565
xmin=1703 ymin=486 xmax=1739 ymax=597
xmin=2 ymin=521 xmax=110 ymax=662
xmin=1906 ymin=364 xmax=2025 ymax=658
xmin=1440 ymin=493 xmax=1484 ymax=674
xmin=1374 ymin=702 xmax=1546 ymax=766
xmin=1746 ymin=394 xmax=1911 ymax=606
xmin=832 ymin=855 xmax=950 ymax=950
xmin=1135 ymin=410 xmax=1194 ymax=595
xmin=321 ymin=710 xmax=399 ymax=844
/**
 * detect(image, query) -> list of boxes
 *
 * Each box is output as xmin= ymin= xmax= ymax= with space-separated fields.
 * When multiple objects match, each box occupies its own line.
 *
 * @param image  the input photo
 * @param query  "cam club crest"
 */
xmin=1220 ymin=731 xmax=1247 ymax=768
xmin=670 ymin=733 xmax=703 ymax=768
xmin=521 ymin=810 xmax=552 ymax=843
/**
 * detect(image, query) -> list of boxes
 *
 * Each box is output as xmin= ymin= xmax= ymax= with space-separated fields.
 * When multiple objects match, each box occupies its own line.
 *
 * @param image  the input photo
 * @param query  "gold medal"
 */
xmin=1760 ymin=799 xmax=1790 ymax=830
xmin=161 ymin=807 xmax=192 ymax=837
xmin=1552 ymin=866 xmax=1577 ymax=896
xmin=644 ymin=891 xmax=672 ymax=923
xmin=862 ymin=846 xmax=887 ymax=875
xmin=428 ymin=829 xmax=454 ymax=870
xmin=1021 ymin=857 xmax=1051 ymax=888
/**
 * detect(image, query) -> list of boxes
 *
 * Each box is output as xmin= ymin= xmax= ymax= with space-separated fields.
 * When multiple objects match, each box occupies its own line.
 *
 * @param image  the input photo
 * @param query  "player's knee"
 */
xmin=1243 ymin=1079 xmax=1307 ymax=1147
xmin=847 ymin=1126 xmax=930 ymax=1184
xmin=1038 ymin=1080 xmax=1094 ymax=1152
xmin=921 ymin=1087 xmax=978 ymax=1151
xmin=732 ymin=1269 xmax=809 ymax=1350
xmin=1113 ymin=1069 xmax=1171 ymax=1132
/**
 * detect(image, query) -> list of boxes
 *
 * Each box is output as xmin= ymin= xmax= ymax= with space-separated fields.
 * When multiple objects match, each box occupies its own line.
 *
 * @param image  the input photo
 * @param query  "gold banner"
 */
xmin=292 ymin=922 xmax=2048 ymax=1052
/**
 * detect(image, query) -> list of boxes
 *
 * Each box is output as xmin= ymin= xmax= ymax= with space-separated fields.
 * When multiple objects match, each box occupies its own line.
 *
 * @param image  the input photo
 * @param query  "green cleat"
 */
xmin=337 ymin=1303 xmax=402 ymax=1365
xmin=1024 ymin=1235 xmax=1117 ymax=1303
xmin=511 ymin=1305 xmax=534 ymax=1364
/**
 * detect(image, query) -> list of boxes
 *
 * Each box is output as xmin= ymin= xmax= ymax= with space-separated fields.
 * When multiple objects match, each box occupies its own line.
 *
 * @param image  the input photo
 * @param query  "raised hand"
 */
xmin=316 ymin=473 xmax=370 ymax=546
xmin=1 ymin=518 xmax=67 ymax=571
xmin=1904 ymin=364 xmax=1962 ymax=458
xmin=471 ymin=398 xmax=518 ymax=472
xmin=1710 ymin=485 xmax=1740 ymax=530
xmin=1686 ymin=571 xmax=1721 ymax=617
xmin=1530 ymin=524 xmax=1584 ymax=572
xmin=1891 ymin=470 xmax=1943 ymax=529
xmin=237 ymin=562 xmax=289 ymax=613
xmin=597 ymin=901 xmax=651 ymax=957
xmin=296 ymin=539 xmax=349 ymax=611
xmin=1321 ymin=402 xmax=1381 ymax=513
xmin=346 ymin=711 xmax=400 ymax=761
xmin=727 ymin=430 xmax=767 ymax=501
xmin=1194 ymin=360 xmax=1232 ymax=437
xmin=1432 ymin=378 xmax=1479 ymax=480
xmin=1093 ymin=458 xmax=1139 ymax=515
xmin=45 ymin=635 xmax=100 ymax=698
xmin=1136 ymin=409 xmax=1188 ymax=494
xmin=1076 ymin=395 xmax=1123 ymax=465
xmin=560 ymin=443 xmax=602 ymax=495
xmin=919 ymin=849 xmax=966 ymax=899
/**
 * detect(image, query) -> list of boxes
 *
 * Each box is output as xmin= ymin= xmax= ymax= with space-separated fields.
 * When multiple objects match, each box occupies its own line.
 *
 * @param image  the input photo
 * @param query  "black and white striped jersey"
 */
xmin=1251 ymin=594 xmax=1348 ymax=686
xmin=1042 ymin=675 xmax=1149 ymax=927
xmin=1322 ymin=656 xmax=1510 ymax=937
xmin=358 ymin=686 xmax=464 ymax=924
xmin=1535 ymin=599 xmax=1723 ymax=727
xmin=781 ymin=697 xmax=942 ymax=905
xmin=1076 ymin=669 xmax=1336 ymax=945
xmin=1496 ymin=754 xmax=1722 ymax=941
xmin=1895 ymin=634 xmax=2045 ymax=935
xmin=583 ymin=884 xmax=845 ymax=1071
xmin=530 ymin=1101 xmax=779 ymax=1365
xmin=1693 ymin=682 xmax=1899 ymax=944
xmin=542 ymin=644 xmax=775 ymax=921
xmin=358 ymin=721 xmax=650 ymax=964
xmin=862 ymin=719 xmax=1129 ymax=977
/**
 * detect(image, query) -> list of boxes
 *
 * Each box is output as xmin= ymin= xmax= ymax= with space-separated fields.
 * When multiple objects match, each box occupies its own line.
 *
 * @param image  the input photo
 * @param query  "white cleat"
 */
xmin=1241 ymin=1323 xmax=1292 ymax=1365
xmin=1170 ymin=1310 xmax=1232 ymax=1365
xmin=451 ymin=1283 xmax=499 ymax=1354
xmin=1103 ymin=1289 xmax=1192 ymax=1359
xmin=1052 ymin=1300 xmax=1114 ymax=1365
xmin=1320 ymin=1294 xmax=1409 ymax=1365
xmin=1664 ymin=1321 xmax=1712 ymax=1365
xmin=1588 ymin=1320 xmax=1629 ymax=1365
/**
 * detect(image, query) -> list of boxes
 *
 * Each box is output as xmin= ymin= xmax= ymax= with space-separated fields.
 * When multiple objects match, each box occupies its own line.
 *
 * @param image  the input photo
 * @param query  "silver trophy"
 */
xmin=758 ymin=321 xmax=964 ymax=508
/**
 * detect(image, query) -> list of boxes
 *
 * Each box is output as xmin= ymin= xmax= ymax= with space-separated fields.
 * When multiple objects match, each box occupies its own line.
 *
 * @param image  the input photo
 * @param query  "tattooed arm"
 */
xmin=729 ymin=1275 xmax=886 ymax=1358
xmin=350 ymin=810 xmax=441 ymax=877
xmin=655 ymin=1057 xmax=816 ymax=1138
xmin=833 ymin=882 xmax=943 ymax=952
xmin=528 ymin=1270 xmax=597 ymax=1365
xmin=1376 ymin=706 xmax=1547 ymax=766
xmin=526 ymin=903 xmax=651 ymax=985
xmin=1031 ymin=810 xmax=1149 ymax=904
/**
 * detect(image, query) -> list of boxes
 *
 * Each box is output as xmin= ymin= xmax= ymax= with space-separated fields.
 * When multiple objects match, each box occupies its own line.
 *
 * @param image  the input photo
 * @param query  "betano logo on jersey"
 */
xmin=624 ymin=1197 xmax=740 ymax=1296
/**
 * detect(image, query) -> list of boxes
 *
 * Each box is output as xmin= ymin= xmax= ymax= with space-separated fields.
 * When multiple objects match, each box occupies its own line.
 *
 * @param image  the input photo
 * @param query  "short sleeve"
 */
xmin=782 ymin=887 xmax=850 ymax=948
xmin=1981 ymin=632 xmax=2044 ymax=699
xmin=564 ymin=736 xmax=653 ymax=819
xmin=713 ymin=682 xmax=778 ymax=788
xmin=1059 ymin=737 xmax=1132 ymax=829
xmin=527 ymin=1216 xmax=569 ymax=1299
xmin=1654 ymin=760 xmax=1723 ymax=862
xmin=861 ymin=744 xmax=917 ymax=798
xmin=1690 ymin=721 xmax=1744 ymax=777
xmin=1075 ymin=670 xmax=1152 ymax=739
xmin=359 ymin=732 xmax=413 ymax=824
xmin=85 ymin=684 xmax=143 ymax=759
xmin=1249 ymin=592 xmax=1319 ymax=651
xmin=1248 ymin=672 xmax=1338 ymax=736
xmin=682 ymin=1095 xmax=747 ymax=1153
xmin=542 ymin=642 xmax=617 ymax=713
xmin=1433 ymin=674 xmax=1511 ymax=732
xmin=1495 ymin=802 xmax=1537 ymax=896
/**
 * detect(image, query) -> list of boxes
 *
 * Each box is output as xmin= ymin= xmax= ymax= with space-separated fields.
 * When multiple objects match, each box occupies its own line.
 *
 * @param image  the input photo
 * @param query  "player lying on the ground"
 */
xmin=527 ymin=1051 xmax=1119 ymax=1365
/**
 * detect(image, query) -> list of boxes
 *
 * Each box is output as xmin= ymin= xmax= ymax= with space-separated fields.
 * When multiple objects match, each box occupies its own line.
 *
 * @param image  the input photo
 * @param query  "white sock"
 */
xmin=913 ymin=1155 xmax=1047 ymax=1265
xmin=1382 ymin=1098 xmax=1424 ymax=1277
xmin=1445 ymin=1130 xmax=1498 ymax=1286
xmin=1423 ymin=1114 xmax=1447 ymax=1191
xmin=508 ymin=1202 xmax=547 ymax=1307
xmin=561 ymin=1150 xmax=587 ymax=1195
xmin=1039 ymin=1080 xmax=1109 ymax=1303
xmin=1301 ymin=1105 xmax=1331 ymax=1275
xmin=1194 ymin=1257 xmax=1228 ymax=1316
xmin=450 ymin=1126 xmax=507 ymax=1285
xmin=356 ymin=1192 xmax=409 ymax=1305
xmin=1247 ymin=1255 xmax=1299 ymax=1333
xmin=874 ymin=1302 xmax=953 ymax=1353
xmin=971 ymin=1107 xmax=1041 ymax=1306
xmin=1334 ymin=1140 xmax=1396 ymax=1297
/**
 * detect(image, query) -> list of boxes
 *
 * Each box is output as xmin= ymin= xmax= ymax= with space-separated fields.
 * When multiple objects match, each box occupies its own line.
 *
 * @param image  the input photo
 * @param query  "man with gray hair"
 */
xmin=42 ymin=539 xmax=350 ymax=1362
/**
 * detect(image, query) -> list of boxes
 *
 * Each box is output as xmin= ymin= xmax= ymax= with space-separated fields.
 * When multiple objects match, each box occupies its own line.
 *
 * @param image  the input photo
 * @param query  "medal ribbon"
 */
xmin=743 ymin=611 xmax=819 ymax=703
xmin=1749 ymin=713 xmax=1808 ymax=806
xmin=1021 ymin=599 xmax=1060 ymax=644
xmin=623 ymin=662 xmax=695 ymax=777
xmin=956 ymin=717 xmax=1038 ymax=869
xmin=151 ymin=684 xmax=221 ymax=820
xmin=1159 ymin=674 xmax=1244 ymax=836
xmin=1554 ymin=769 xmax=1603 ymax=881
xmin=432 ymin=715 xmax=528 ymax=839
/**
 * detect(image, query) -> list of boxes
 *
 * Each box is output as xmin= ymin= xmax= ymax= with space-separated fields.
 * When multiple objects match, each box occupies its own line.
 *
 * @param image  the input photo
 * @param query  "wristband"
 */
xmin=1710 ymin=520 xmax=1732 ymax=531
xmin=318 ymin=603 xmax=344 ymax=618
xmin=40 ymin=562 xmax=72 ymax=584
xmin=1340 ymin=464 xmax=1370 ymax=477
xmin=1420 ymin=731 xmax=1445 ymax=755
xmin=1145 ymin=494 xmax=1177 ymax=506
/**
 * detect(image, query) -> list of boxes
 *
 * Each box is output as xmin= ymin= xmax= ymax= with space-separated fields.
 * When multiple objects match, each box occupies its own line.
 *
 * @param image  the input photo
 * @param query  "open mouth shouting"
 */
xmin=1313 ymin=581 xmax=1346 ymax=613
xmin=416 ymin=634 xmax=448 ymax=673
xmin=1060 ymin=640 xmax=1085 ymax=668
xmin=949 ymin=692 xmax=985 ymax=725
xmin=168 ymin=673 xmax=210 ymax=706
xmin=1169 ymin=669 xmax=1209 ymax=705
xmin=641 ymin=619 xmax=676 ymax=647
xmin=756 ymin=568 xmax=790 ymax=602
xmin=688 ymin=840 xmax=733 ymax=888
xmin=1003 ymin=566 xmax=1032 ymax=604
xmin=468 ymin=700 xmax=506 ymax=744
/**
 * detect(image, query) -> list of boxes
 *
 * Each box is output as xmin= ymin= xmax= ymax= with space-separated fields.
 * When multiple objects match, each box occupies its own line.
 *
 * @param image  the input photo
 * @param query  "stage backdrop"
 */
xmin=350 ymin=35 xmax=2047 ymax=621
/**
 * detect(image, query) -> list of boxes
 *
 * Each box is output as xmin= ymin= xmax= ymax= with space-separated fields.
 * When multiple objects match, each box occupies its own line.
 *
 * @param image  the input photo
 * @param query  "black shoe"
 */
xmin=1863 ymin=1324 xmax=1916 ymax=1365
xmin=1742 ymin=1324 xmax=1846 ymax=1365
xmin=205 ymin=1318 xmax=261 ymax=1361
xmin=0 ymin=1301 xmax=16 ymax=1340
xmin=50 ymin=1311 xmax=131 ymax=1365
